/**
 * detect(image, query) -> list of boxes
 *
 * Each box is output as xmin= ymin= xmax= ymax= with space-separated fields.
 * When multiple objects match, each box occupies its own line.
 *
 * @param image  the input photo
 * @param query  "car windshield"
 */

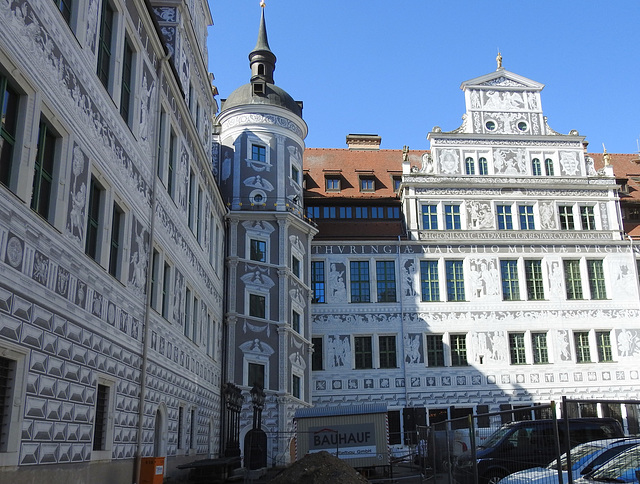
xmin=587 ymin=445 xmax=640 ymax=481
xmin=480 ymin=427 xmax=513 ymax=449
xmin=548 ymin=443 xmax=602 ymax=471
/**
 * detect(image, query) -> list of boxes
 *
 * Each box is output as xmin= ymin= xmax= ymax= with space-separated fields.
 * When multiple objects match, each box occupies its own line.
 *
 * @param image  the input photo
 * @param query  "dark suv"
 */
xmin=453 ymin=418 xmax=624 ymax=484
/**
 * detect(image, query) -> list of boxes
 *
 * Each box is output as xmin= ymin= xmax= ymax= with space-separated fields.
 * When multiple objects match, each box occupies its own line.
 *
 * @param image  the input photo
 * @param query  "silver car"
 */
xmin=500 ymin=438 xmax=640 ymax=484
xmin=574 ymin=444 xmax=640 ymax=484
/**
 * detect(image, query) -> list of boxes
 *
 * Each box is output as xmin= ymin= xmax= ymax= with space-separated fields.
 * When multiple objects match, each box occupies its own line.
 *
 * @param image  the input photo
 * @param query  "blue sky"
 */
xmin=208 ymin=1 xmax=639 ymax=154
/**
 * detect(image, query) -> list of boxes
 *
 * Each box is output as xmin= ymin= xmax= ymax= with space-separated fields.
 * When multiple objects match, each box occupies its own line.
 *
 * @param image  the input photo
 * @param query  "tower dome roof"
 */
xmin=220 ymin=4 xmax=302 ymax=117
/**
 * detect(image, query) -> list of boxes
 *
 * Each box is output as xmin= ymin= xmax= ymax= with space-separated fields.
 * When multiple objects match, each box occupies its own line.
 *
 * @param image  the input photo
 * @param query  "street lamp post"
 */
xmin=245 ymin=384 xmax=267 ymax=470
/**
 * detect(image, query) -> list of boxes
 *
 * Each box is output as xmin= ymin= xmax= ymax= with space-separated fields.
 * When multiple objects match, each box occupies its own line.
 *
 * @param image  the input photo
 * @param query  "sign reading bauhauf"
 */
xmin=309 ymin=423 xmax=377 ymax=458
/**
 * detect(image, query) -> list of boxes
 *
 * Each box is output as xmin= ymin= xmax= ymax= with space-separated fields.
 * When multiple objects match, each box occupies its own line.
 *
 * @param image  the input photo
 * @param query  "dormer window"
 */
xmin=258 ymin=64 xmax=265 ymax=76
xmin=326 ymin=177 xmax=340 ymax=191
xmin=252 ymin=82 xmax=264 ymax=95
xmin=360 ymin=177 xmax=375 ymax=192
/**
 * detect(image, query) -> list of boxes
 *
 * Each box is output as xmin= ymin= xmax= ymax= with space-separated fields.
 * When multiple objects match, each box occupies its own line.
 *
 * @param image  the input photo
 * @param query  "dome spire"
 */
xmin=249 ymin=2 xmax=276 ymax=86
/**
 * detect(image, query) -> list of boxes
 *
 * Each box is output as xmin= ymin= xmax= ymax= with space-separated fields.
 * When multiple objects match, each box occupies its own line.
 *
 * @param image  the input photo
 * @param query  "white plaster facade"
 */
xmin=309 ymin=68 xmax=640 ymax=449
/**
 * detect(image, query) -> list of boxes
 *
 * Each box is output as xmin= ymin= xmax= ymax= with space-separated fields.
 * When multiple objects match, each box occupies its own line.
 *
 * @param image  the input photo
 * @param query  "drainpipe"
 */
xmin=134 ymin=48 xmax=171 ymax=484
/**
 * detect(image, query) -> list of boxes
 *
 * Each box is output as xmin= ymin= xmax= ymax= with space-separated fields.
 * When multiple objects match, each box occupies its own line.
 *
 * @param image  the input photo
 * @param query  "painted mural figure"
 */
xmin=404 ymin=334 xmax=422 ymax=364
xmin=328 ymin=263 xmax=346 ymax=302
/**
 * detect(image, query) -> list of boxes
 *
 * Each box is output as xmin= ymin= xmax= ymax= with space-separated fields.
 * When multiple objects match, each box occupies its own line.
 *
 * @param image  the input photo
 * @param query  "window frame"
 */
xmin=564 ymin=259 xmax=583 ymax=300
xmin=500 ymin=259 xmax=520 ymax=301
xmin=580 ymin=205 xmax=596 ymax=230
xmin=509 ymin=332 xmax=527 ymax=365
xmin=359 ymin=176 xmax=375 ymax=192
xmin=376 ymin=260 xmax=396 ymax=303
xmin=108 ymin=201 xmax=125 ymax=279
xmin=496 ymin=204 xmax=513 ymax=230
xmin=422 ymin=204 xmax=438 ymax=230
xmin=465 ymin=157 xmax=475 ymax=175
xmin=311 ymin=261 xmax=326 ymax=303
xmin=596 ymin=331 xmax=613 ymax=363
xmin=0 ymin=74 xmax=21 ymax=191
xmin=96 ymin=0 xmax=117 ymax=92
xmin=587 ymin=259 xmax=607 ymax=300
xmin=248 ymin=292 xmax=267 ymax=319
xmin=325 ymin=176 xmax=340 ymax=192
xmin=420 ymin=260 xmax=440 ymax=302
xmin=531 ymin=158 xmax=542 ymax=176
xmin=445 ymin=260 xmax=465 ymax=302
xmin=249 ymin=238 xmax=267 ymax=263
xmin=444 ymin=204 xmax=461 ymax=230
xmin=311 ymin=337 xmax=323 ymax=371
xmin=426 ymin=334 xmax=445 ymax=367
xmin=558 ymin=205 xmax=575 ymax=230
xmin=91 ymin=375 xmax=116 ymax=460
xmin=574 ymin=331 xmax=591 ymax=363
xmin=449 ymin=334 xmax=468 ymax=367
xmin=0 ymin=341 xmax=28 ymax=466
xmin=378 ymin=335 xmax=397 ymax=369
xmin=531 ymin=332 xmax=549 ymax=364
xmin=518 ymin=204 xmax=535 ymax=230
xmin=354 ymin=336 xmax=373 ymax=369
xmin=524 ymin=259 xmax=545 ymax=301
xmin=350 ymin=261 xmax=371 ymax=303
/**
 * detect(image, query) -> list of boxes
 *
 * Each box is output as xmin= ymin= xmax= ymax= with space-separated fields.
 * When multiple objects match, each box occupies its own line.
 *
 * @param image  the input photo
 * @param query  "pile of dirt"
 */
xmin=269 ymin=451 xmax=369 ymax=484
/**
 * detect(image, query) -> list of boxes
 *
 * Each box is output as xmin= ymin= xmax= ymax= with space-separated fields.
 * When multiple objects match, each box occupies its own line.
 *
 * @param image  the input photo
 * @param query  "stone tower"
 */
xmin=214 ymin=5 xmax=316 ymax=465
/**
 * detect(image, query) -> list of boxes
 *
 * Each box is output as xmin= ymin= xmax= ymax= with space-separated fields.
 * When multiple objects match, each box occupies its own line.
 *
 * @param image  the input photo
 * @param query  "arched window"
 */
xmin=531 ymin=158 xmax=541 ymax=176
xmin=479 ymin=157 xmax=488 ymax=175
xmin=465 ymin=157 xmax=475 ymax=175
xmin=258 ymin=64 xmax=265 ymax=76
xmin=544 ymin=158 xmax=554 ymax=176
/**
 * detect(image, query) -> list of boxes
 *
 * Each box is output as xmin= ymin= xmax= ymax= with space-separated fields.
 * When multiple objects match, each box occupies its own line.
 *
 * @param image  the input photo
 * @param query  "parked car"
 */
xmin=500 ymin=438 xmax=640 ymax=484
xmin=453 ymin=418 xmax=624 ymax=484
xmin=574 ymin=444 xmax=640 ymax=483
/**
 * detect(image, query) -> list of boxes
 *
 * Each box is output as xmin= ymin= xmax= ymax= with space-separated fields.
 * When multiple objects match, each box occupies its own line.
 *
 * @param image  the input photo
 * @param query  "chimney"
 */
xmin=346 ymin=134 xmax=381 ymax=151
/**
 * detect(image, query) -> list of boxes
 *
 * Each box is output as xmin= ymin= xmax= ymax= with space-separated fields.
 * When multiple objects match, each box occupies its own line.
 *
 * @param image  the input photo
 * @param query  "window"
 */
xmin=500 ymin=260 xmax=520 ymax=301
xmin=420 ymin=260 xmax=440 ymax=302
xmin=93 ymin=384 xmax=110 ymax=451
xmin=518 ymin=205 xmax=534 ymax=230
xmin=188 ymin=171 xmax=196 ymax=232
xmin=509 ymin=333 xmax=526 ymax=365
xmin=324 ymin=206 xmax=337 ymax=218
xmin=450 ymin=334 xmax=468 ymax=366
xmin=544 ymin=158 xmax=554 ymax=176
xmin=196 ymin=187 xmax=203 ymax=243
xmin=350 ymin=261 xmax=370 ymax=303
xmin=97 ymin=0 xmax=115 ymax=90
xmin=465 ymin=157 xmax=475 ymax=175
xmin=85 ymin=177 xmax=104 ymax=261
xmin=292 ymin=310 xmax=300 ymax=333
xmin=531 ymin=158 xmax=542 ymax=176
xmin=580 ymin=206 xmax=596 ymax=230
xmin=426 ymin=335 xmax=444 ymax=367
xmin=312 ymin=337 xmax=323 ymax=371
xmin=354 ymin=336 xmax=373 ymax=369
xmin=445 ymin=260 xmax=465 ymax=301
xmin=326 ymin=177 xmax=340 ymax=191
xmin=250 ymin=239 xmax=266 ymax=262
xmin=393 ymin=176 xmax=401 ymax=191
xmin=150 ymin=249 xmax=160 ymax=310
xmin=291 ymin=165 xmax=300 ymax=184
xmin=177 ymin=406 xmax=184 ymax=450
xmin=564 ymin=260 xmax=583 ymax=300
xmin=574 ymin=331 xmax=591 ymax=363
xmin=190 ymin=408 xmax=196 ymax=450
xmin=0 ymin=75 xmax=19 ymax=188
xmin=191 ymin=296 xmax=198 ymax=342
xmin=379 ymin=336 xmax=397 ymax=369
xmin=596 ymin=331 xmax=613 ymax=363
xmin=248 ymin=362 xmax=265 ymax=388
xmin=292 ymin=256 xmax=301 ymax=279
xmin=251 ymin=144 xmax=266 ymax=162
xmin=311 ymin=261 xmax=325 ymax=303
xmin=249 ymin=294 xmax=266 ymax=319
xmin=532 ymin=332 xmax=549 ymax=364
xmin=184 ymin=288 xmax=191 ymax=337
xmin=558 ymin=206 xmax=575 ymax=230
xmin=478 ymin=157 xmax=488 ymax=175
xmin=162 ymin=262 xmax=171 ymax=319
xmin=108 ymin=203 xmax=123 ymax=278
xmin=340 ymin=207 xmax=352 ymax=218
xmin=587 ymin=260 xmax=606 ymax=300
xmin=31 ymin=119 xmax=58 ymax=220
xmin=120 ymin=38 xmax=134 ymax=123
xmin=0 ymin=357 xmax=14 ymax=453
xmin=292 ymin=374 xmax=301 ymax=399
xmin=444 ymin=204 xmax=461 ymax=230
xmin=496 ymin=205 xmax=513 ymax=230
xmin=360 ymin=177 xmax=375 ymax=192
xmin=168 ymin=130 xmax=176 ymax=197
xmin=53 ymin=0 xmax=73 ymax=25
xmin=524 ymin=260 xmax=545 ymax=300
xmin=376 ymin=261 xmax=396 ymax=302
xmin=422 ymin=205 xmax=438 ymax=230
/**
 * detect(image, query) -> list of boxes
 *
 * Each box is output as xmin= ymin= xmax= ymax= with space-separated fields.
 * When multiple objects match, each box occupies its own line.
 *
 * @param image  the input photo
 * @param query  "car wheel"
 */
xmin=485 ymin=472 xmax=506 ymax=484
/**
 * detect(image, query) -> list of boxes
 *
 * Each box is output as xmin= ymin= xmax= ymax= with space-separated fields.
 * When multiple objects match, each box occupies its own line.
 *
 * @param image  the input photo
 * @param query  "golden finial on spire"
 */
xmin=496 ymin=50 xmax=503 ymax=70
xmin=260 ymin=0 xmax=265 ymax=7
xmin=603 ymin=143 xmax=611 ymax=166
